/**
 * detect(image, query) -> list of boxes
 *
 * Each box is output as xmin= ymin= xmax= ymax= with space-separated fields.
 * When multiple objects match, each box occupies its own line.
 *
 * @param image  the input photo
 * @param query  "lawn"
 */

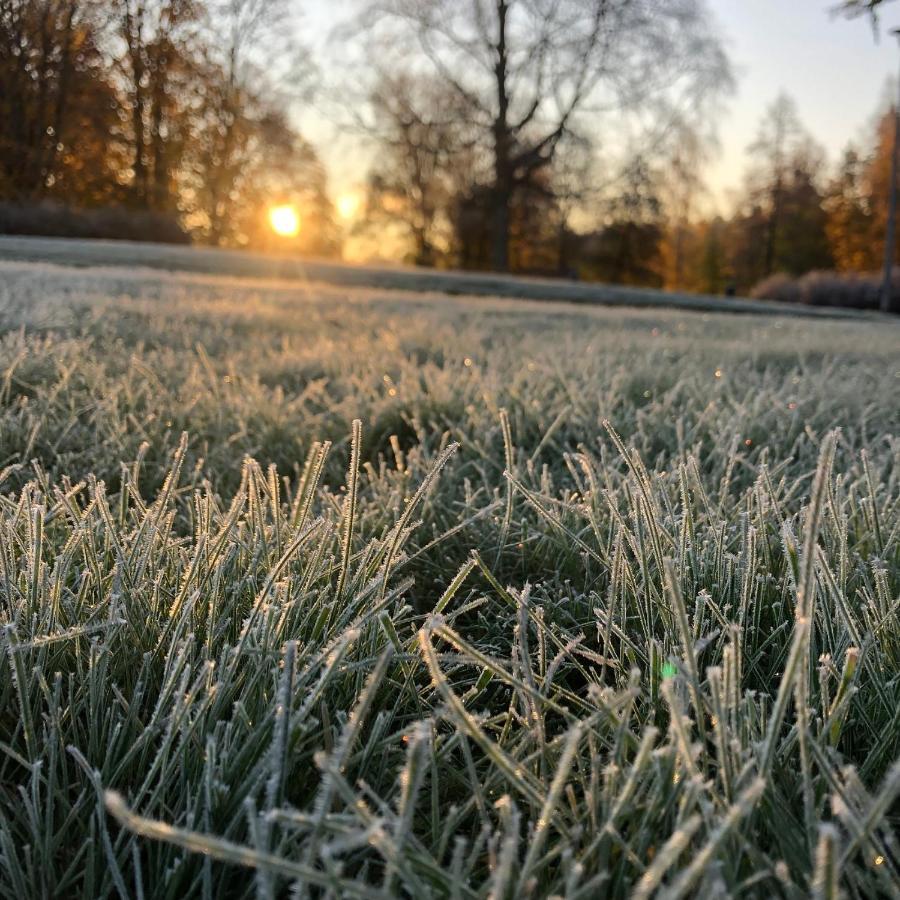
xmin=1 ymin=258 xmax=899 ymax=898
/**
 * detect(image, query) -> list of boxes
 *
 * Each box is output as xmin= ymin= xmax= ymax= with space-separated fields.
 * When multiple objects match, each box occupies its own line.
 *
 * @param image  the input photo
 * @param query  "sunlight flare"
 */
xmin=336 ymin=192 xmax=361 ymax=221
xmin=269 ymin=205 xmax=300 ymax=237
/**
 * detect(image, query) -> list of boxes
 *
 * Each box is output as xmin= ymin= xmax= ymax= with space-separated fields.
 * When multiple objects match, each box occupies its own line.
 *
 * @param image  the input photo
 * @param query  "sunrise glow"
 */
xmin=336 ymin=192 xmax=361 ymax=220
xmin=269 ymin=205 xmax=300 ymax=237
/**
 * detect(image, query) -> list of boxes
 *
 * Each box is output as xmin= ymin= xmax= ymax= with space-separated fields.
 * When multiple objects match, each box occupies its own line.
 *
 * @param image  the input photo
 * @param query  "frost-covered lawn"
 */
xmin=0 ymin=234 xmax=874 ymax=318
xmin=1 ymin=259 xmax=899 ymax=898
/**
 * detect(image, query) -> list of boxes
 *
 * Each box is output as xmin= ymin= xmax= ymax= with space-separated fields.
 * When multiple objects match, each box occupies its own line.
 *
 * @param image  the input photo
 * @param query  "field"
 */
xmin=0 ymin=235 xmax=874 ymax=319
xmin=1 ymin=257 xmax=899 ymax=899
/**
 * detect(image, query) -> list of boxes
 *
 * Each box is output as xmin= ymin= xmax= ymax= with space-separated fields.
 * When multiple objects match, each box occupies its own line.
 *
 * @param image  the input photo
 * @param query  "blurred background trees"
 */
xmin=0 ymin=1 xmax=123 ymax=203
xmin=1 ymin=0 xmax=900 ymax=309
xmin=352 ymin=0 xmax=733 ymax=272
xmin=0 ymin=0 xmax=336 ymax=252
xmin=724 ymin=95 xmax=833 ymax=287
xmin=356 ymin=73 xmax=467 ymax=267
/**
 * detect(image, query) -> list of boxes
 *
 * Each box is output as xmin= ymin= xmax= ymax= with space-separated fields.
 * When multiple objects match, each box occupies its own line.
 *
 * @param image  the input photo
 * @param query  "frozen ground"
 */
xmin=0 ymin=234 xmax=876 ymax=319
xmin=0 ymin=257 xmax=898 ymax=899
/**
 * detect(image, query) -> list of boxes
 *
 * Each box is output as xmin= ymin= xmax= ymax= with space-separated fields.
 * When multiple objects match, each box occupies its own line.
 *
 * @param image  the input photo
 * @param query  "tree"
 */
xmin=775 ymin=161 xmax=833 ymax=274
xmin=546 ymin=132 xmax=595 ymax=276
xmin=186 ymin=0 xmax=313 ymax=245
xmin=576 ymin=155 xmax=665 ymax=286
xmin=0 ymin=0 xmax=331 ymax=250
xmin=824 ymin=147 xmax=879 ymax=271
xmin=837 ymin=0 xmax=900 ymax=311
xmin=358 ymin=74 xmax=467 ymax=266
xmin=0 ymin=1 xmax=122 ymax=202
xmin=450 ymin=167 xmax=563 ymax=273
xmin=226 ymin=110 xmax=339 ymax=256
xmin=658 ymin=129 xmax=714 ymax=290
xmin=740 ymin=95 xmax=832 ymax=281
xmin=837 ymin=0 xmax=895 ymax=26
xmin=353 ymin=0 xmax=732 ymax=272
xmin=696 ymin=217 xmax=730 ymax=294
xmin=112 ymin=0 xmax=200 ymax=211
xmin=858 ymin=107 xmax=900 ymax=260
xmin=747 ymin=94 xmax=801 ymax=277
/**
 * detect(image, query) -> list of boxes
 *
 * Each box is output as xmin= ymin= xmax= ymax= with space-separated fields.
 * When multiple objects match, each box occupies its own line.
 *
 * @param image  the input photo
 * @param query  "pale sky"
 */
xmin=297 ymin=0 xmax=900 ymax=219
xmin=706 ymin=0 xmax=900 ymax=209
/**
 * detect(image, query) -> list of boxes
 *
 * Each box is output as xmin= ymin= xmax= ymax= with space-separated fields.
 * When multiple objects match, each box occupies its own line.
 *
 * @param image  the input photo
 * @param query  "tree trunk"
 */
xmin=764 ymin=178 xmax=782 ymax=277
xmin=557 ymin=219 xmax=568 ymax=276
xmin=44 ymin=1 xmax=78 ymax=192
xmin=208 ymin=105 xmax=237 ymax=245
xmin=490 ymin=175 xmax=511 ymax=271
xmin=413 ymin=228 xmax=434 ymax=267
xmin=150 ymin=87 xmax=168 ymax=210
xmin=490 ymin=0 xmax=511 ymax=272
xmin=128 ymin=50 xmax=148 ymax=205
xmin=148 ymin=35 xmax=171 ymax=211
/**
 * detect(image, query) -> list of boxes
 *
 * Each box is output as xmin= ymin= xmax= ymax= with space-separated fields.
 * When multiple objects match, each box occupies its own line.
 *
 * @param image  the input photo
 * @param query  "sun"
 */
xmin=269 ymin=205 xmax=300 ymax=237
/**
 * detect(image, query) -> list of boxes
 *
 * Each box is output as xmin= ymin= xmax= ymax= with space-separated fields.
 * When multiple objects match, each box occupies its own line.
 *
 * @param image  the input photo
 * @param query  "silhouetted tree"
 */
xmin=224 ymin=110 xmax=339 ymax=254
xmin=112 ymin=0 xmax=200 ymax=211
xmin=359 ymin=74 xmax=468 ymax=266
xmin=697 ymin=217 xmax=730 ymax=295
xmin=0 ymin=1 xmax=122 ymax=202
xmin=451 ymin=168 xmax=561 ymax=273
xmin=748 ymin=95 xmax=802 ymax=276
xmin=658 ymin=129 xmax=714 ymax=290
xmin=824 ymin=147 xmax=878 ymax=271
xmin=735 ymin=95 xmax=832 ymax=282
xmin=838 ymin=0 xmax=894 ymax=26
xmin=578 ymin=155 xmax=664 ymax=285
xmin=354 ymin=0 xmax=732 ymax=272
xmin=186 ymin=0 xmax=313 ymax=245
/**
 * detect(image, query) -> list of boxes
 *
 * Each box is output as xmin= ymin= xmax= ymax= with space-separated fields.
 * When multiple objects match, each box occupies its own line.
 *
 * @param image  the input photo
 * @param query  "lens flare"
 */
xmin=336 ymin=192 xmax=361 ymax=220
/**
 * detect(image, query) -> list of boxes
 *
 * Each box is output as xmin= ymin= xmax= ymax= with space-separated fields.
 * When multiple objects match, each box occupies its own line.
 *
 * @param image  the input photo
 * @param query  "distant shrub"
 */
xmin=0 ymin=201 xmax=190 ymax=244
xmin=750 ymin=268 xmax=895 ymax=311
xmin=749 ymin=273 xmax=802 ymax=306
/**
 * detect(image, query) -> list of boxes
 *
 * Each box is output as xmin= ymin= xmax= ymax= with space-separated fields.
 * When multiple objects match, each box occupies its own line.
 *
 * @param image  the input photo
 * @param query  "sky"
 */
xmin=706 ymin=0 xmax=900 ymax=208
xmin=298 ymin=0 xmax=900 ymax=220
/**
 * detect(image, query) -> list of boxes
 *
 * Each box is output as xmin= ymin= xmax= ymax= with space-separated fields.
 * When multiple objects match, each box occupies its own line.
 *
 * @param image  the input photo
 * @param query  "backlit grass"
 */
xmin=1 ymin=259 xmax=899 ymax=898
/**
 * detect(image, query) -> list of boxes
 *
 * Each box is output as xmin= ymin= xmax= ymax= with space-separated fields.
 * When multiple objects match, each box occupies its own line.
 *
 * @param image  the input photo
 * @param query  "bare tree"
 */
xmin=352 ymin=0 xmax=732 ymax=271
xmin=358 ymin=73 xmax=472 ymax=265
xmin=112 ymin=0 xmax=199 ymax=210
xmin=836 ymin=0 xmax=893 ymax=25
xmin=188 ymin=0 xmax=313 ymax=244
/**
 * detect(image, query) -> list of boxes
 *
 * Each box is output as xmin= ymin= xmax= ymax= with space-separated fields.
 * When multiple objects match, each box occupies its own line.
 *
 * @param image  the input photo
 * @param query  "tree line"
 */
xmin=0 ymin=0 xmax=737 ymax=264
xmin=2 ymin=0 xmax=899 ymax=306
xmin=344 ymin=0 xmax=732 ymax=278
xmin=0 ymin=0 xmax=338 ymax=253
xmin=349 ymin=1 xmax=900 ymax=305
xmin=635 ymin=93 xmax=900 ymax=297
